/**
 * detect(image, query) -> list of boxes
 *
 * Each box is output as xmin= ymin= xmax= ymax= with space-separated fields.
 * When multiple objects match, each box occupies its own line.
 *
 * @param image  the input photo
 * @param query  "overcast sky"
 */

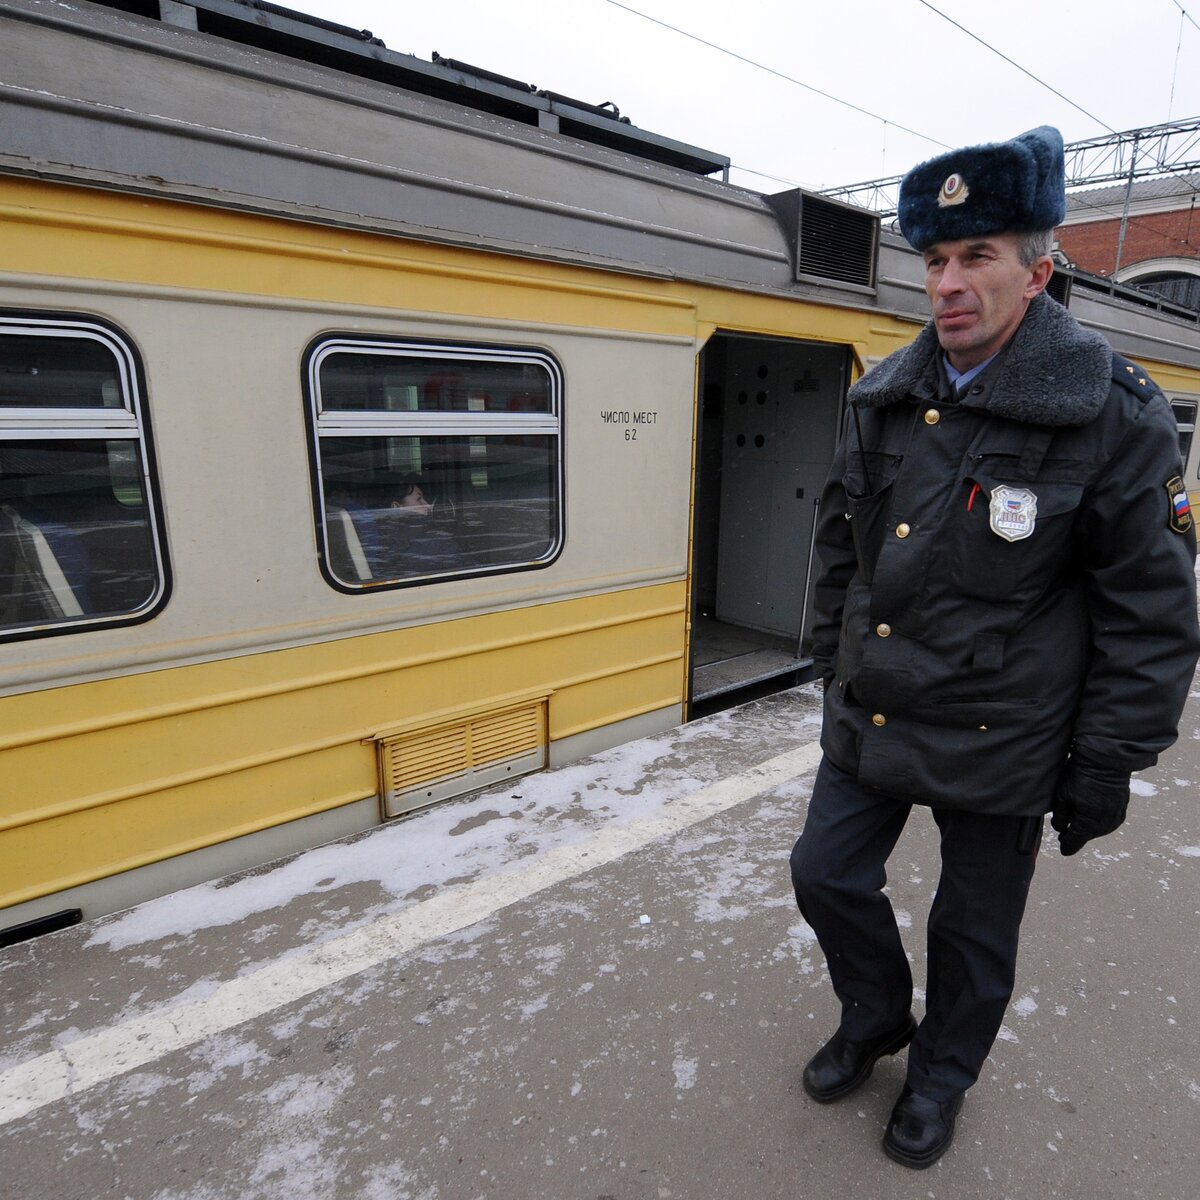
xmin=288 ymin=0 xmax=1200 ymax=195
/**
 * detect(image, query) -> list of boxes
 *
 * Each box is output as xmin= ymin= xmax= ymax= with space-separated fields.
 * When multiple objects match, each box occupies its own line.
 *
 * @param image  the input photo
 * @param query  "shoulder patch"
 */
xmin=1112 ymin=353 xmax=1158 ymax=400
xmin=1166 ymin=476 xmax=1193 ymax=535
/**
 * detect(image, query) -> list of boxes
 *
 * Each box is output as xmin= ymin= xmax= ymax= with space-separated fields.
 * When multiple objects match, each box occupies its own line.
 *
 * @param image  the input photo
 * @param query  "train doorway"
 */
xmin=689 ymin=333 xmax=848 ymax=716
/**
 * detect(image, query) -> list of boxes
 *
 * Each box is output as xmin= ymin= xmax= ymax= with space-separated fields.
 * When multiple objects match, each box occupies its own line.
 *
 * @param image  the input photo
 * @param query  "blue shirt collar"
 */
xmin=943 ymin=352 xmax=997 ymax=394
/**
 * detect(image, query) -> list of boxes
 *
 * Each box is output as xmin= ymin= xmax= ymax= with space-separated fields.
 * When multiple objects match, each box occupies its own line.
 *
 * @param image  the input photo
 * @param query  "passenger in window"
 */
xmin=382 ymin=476 xmax=456 ymax=575
xmin=330 ymin=476 xmax=457 ymax=581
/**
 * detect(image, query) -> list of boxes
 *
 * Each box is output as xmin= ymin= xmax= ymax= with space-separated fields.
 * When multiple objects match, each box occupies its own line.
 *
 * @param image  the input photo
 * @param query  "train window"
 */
xmin=0 ymin=315 xmax=168 ymax=640
xmin=1170 ymin=399 xmax=1197 ymax=474
xmin=305 ymin=338 xmax=564 ymax=589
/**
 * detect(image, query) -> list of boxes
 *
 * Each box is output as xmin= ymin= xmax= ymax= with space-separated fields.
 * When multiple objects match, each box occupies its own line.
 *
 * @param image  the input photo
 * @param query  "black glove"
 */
xmin=1051 ymin=757 xmax=1131 ymax=856
xmin=813 ymin=657 xmax=834 ymax=692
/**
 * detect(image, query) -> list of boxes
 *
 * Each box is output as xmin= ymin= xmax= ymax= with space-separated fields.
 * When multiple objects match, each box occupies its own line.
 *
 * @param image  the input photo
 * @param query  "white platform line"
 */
xmin=0 ymin=738 xmax=822 ymax=1127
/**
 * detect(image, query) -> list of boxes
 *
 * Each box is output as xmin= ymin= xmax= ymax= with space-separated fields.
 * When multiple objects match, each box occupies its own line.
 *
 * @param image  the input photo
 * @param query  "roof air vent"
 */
xmin=1045 ymin=270 xmax=1073 ymax=308
xmin=765 ymin=190 xmax=879 ymax=292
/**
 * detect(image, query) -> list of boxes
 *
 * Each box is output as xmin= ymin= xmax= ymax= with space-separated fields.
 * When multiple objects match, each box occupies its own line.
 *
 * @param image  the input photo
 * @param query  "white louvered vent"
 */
xmin=377 ymin=699 xmax=547 ymax=818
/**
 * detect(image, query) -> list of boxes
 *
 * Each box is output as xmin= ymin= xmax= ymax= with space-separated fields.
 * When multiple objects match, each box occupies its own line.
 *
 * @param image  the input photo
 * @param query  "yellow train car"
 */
xmin=1165 ymin=391 xmax=1200 ymax=520
xmin=2 ymin=0 xmax=1199 ymax=941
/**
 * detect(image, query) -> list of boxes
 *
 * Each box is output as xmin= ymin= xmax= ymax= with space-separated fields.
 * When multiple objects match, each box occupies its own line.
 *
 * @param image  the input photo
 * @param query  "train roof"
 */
xmin=1 ymin=0 xmax=1198 ymax=372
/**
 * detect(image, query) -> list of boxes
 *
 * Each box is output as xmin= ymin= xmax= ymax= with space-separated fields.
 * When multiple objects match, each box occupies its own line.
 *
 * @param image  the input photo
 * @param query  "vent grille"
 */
xmin=1045 ymin=270 xmax=1073 ymax=308
xmin=764 ymin=189 xmax=880 ymax=291
xmin=797 ymin=195 xmax=878 ymax=288
xmin=378 ymin=699 xmax=547 ymax=817
xmin=388 ymin=723 xmax=471 ymax=795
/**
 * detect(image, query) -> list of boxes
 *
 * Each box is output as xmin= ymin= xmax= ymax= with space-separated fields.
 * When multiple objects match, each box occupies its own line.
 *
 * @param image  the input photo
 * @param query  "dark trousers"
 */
xmin=790 ymin=757 xmax=1042 ymax=1101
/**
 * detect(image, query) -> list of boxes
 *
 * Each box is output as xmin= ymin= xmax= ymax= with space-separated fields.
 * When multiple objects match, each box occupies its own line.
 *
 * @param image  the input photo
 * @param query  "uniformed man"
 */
xmin=789 ymin=126 xmax=1200 ymax=1169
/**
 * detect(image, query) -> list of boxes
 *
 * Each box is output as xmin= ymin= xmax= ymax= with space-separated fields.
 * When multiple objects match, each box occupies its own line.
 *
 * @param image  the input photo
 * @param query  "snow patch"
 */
xmin=672 ymin=1055 xmax=698 ymax=1090
xmin=520 ymin=993 xmax=550 ymax=1019
xmin=85 ymin=715 xmax=768 ymax=950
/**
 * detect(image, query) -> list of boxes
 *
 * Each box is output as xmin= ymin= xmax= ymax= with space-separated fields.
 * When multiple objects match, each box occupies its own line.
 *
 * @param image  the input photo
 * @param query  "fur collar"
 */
xmin=850 ymin=293 xmax=1111 ymax=427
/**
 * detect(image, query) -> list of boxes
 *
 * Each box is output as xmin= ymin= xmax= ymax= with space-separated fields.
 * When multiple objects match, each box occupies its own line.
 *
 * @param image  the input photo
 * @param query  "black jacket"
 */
xmin=812 ymin=293 xmax=1200 ymax=815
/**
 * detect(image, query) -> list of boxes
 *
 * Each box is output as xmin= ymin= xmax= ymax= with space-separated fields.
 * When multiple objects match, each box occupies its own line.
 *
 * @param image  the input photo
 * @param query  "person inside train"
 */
xmin=390 ymin=476 xmax=435 ymax=517
xmin=329 ymin=474 xmax=456 ymax=581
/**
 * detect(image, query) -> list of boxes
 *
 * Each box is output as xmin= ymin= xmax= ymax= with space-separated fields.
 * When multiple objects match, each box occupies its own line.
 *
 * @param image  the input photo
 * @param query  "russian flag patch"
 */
xmin=1166 ymin=476 xmax=1193 ymax=535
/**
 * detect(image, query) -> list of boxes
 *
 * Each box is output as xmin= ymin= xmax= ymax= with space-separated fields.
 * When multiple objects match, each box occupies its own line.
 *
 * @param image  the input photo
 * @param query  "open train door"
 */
xmin=689 ymin=333 xmax=848 ymax=716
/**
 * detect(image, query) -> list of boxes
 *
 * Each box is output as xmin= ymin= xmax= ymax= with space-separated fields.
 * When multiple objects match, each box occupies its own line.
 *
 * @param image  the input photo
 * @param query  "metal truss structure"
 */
xmin=821 ymin=116 xmax=1200 ymax=218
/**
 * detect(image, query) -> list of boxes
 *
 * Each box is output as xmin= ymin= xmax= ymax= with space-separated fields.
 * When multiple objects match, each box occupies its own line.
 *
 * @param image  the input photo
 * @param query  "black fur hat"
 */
xmin=897 ymin=126 xmax=1066 ymax=250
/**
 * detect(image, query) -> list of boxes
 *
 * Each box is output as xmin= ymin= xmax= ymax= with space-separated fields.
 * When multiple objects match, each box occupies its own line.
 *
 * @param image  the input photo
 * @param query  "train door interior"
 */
xmin=689 ymin=333 xmax=847 ymax=716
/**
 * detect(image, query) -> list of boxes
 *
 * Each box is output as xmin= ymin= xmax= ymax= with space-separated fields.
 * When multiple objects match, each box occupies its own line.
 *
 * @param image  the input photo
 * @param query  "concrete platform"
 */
xmin=1 ymin=677 xmax=1198 ymax=1199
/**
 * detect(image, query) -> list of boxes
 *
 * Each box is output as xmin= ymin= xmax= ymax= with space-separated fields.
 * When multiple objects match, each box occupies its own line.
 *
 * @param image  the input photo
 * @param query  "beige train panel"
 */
xmin=0 ymin=181 xmax=929 ymax=709
xmin=0 ymin=275 xmax=697 ymax=694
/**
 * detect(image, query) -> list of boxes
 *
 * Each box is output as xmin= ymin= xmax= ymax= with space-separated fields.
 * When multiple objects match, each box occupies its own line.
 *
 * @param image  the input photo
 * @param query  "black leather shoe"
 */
xmin=801 ymin=1014 xmax=917 ymax=1103
xmin=882 ymin=1084 xmax=964 ymax=1168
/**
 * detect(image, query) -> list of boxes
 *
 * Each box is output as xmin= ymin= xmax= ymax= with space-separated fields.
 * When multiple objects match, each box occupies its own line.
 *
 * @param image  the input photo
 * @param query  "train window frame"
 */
xmin=0 ymin=311 xmax=170 ymax=644
xmin=1169 ymin=397 xmax=1198 ymax=477
xmin=303 ymin=335 xmax=565 ymax=593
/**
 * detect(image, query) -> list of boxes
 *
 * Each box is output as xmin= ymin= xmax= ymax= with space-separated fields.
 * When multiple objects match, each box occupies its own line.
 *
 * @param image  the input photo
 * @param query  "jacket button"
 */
xmin=876 ymin=623 xmax=891 ymax=637
xmin=872 ymin=713 xmax=887 ymax=727
xmin=896 ymin=523 xmax=911 ymax=538
xmin=924 ymin=408 xmax=940 ymax=425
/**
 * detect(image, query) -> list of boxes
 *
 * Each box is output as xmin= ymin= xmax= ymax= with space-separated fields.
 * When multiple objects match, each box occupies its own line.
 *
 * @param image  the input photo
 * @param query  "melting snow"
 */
xmin=86 ymin=714 xmax=752 ymax=951
xmin=672 ymin=1055 xmax=698 ymax=1090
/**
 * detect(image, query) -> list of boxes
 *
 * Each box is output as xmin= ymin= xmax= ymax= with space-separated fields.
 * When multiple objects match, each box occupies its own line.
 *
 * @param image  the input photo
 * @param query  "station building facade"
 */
xmin=1056 ymin=172 xmax=1200 ymax=310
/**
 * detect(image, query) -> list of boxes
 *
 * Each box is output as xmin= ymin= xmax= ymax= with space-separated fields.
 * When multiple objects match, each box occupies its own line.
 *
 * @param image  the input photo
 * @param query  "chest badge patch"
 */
xmin=1166 ymin=476 xmax=1193 ymax=535
xmin=989 ymin=485 xmax=1038 ymax=542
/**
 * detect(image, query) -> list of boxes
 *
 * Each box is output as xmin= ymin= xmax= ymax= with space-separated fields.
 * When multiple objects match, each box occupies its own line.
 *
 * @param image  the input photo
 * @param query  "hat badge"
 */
xmin=937 ymin=172 xmax=969 ymax=208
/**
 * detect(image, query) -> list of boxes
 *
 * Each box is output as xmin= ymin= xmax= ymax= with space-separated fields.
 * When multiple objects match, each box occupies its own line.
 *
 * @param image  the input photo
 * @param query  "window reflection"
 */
xmin=0 ymin=321 xmax=165 ymax=637
xmin=310 ymin=339 xmax=563 ymax=590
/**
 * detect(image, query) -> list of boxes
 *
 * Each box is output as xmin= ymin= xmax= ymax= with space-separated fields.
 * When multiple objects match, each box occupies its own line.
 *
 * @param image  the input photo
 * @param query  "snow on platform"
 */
xmin=1 ymin=680 xmax=1199 ymax=1199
